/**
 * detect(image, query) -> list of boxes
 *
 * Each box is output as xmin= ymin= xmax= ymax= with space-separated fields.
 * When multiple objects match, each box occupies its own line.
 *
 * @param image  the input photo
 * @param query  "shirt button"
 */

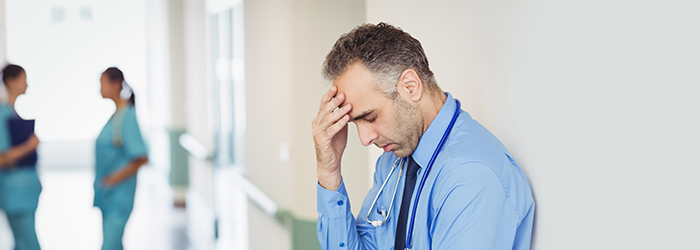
xmin=339 ymin=242 xmax=345 ymax=247
xmin=337 ymin=200 xmax=344 ymax=206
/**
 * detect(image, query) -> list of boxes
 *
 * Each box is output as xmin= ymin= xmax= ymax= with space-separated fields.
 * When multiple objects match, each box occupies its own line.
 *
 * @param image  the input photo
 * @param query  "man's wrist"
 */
xmin=318 ymin=170 xmax=342 ymax=191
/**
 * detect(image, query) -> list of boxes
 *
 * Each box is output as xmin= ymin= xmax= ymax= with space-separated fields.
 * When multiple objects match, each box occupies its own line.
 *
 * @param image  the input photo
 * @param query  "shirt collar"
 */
xmin=410 ymin=92 xmax=457 ymax=168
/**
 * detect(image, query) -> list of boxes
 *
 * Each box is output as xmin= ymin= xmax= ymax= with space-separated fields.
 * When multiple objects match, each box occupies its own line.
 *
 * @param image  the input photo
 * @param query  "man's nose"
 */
xmin=356 ymin=123 xmax=378 ymax=147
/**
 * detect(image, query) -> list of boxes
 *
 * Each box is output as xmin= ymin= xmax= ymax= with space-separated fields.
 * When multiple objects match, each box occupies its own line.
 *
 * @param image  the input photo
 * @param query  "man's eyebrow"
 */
xmin=351 ymin=109 xmax=374 ymax=122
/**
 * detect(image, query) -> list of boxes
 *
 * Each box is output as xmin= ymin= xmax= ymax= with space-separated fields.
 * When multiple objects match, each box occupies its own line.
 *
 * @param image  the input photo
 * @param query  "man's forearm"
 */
xmin=318 ymin=168 xmax=342 ymax=191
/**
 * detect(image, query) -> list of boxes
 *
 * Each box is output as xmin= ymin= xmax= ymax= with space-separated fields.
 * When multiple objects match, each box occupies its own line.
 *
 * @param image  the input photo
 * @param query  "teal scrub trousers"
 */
xmin=0 ymin=168 xmax=42 ymax=250
xmin=100 ymin=209 xmax=131 ymax=250
xmin=6 ymin=211 xmax=41 ymax=250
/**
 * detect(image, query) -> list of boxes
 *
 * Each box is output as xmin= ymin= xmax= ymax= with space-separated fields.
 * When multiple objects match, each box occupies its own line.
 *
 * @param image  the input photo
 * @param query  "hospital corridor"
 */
xmin=0 ymin=0 xmax=698 ymax=250
xmin=0 ymin=0 xmax=291 ymax=249
xmin=1 ymin=152 xmax=187 ymax=250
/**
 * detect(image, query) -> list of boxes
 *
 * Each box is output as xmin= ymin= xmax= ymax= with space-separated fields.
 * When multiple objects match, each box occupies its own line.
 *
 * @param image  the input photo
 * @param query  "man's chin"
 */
xmin=392 ymin=147 xmax=414 ymax=158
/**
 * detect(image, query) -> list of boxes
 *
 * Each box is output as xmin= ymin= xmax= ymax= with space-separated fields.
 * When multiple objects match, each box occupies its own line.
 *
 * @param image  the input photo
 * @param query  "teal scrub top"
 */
xmin=0 ymin=103 xmax=42 ymax=214
xmin=94 ymin=105 xmax=147 ymax=214
xmin=0 ymin=104 xmax=15 ymax=152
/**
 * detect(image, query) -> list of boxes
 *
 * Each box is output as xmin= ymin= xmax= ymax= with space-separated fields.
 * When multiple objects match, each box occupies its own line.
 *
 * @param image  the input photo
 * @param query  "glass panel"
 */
xmin=210 ymin=9 xmax=236 ymax=168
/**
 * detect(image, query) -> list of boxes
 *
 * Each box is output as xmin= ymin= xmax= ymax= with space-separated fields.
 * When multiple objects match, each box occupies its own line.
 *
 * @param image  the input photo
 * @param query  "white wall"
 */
xmin=289 ymin=0 xmax=367 ymax=222
xmin=367 ymin=0 xmax=700 ymax=249
xmin=243 ymin=1 xmax=366 ymax=249
xmin=0 ymin=0 xmax=5 ymax=65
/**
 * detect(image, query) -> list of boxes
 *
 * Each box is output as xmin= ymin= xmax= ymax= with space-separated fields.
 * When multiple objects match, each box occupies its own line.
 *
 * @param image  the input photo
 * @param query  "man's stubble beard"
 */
xmin=391 ymin=97 xmax=423 ymax=158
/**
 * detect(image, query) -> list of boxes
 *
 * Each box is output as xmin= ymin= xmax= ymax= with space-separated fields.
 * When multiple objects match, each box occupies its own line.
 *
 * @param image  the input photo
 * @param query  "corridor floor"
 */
xmin=0 ymin=167 xmax=188 ymax=250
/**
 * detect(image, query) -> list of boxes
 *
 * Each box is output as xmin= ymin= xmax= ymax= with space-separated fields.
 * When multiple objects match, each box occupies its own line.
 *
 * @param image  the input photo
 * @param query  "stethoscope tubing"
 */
xmin=362 ymin=99 xmax=461 ymax=250
xmin=366 ymin=157 xmax=405 ymax=227
xmin=405 ymin=99 xmax=461 ymax=250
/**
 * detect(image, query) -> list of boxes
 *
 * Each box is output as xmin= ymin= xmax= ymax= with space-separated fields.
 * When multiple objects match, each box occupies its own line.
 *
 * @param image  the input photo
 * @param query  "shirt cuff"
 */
xmin=317 ymin=180 xmax=350 ymax=218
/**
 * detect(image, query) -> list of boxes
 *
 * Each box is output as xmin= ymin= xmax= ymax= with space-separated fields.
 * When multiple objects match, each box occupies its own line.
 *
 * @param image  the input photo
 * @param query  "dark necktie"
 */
xmin=395 ymin=156 xmax=420 ymax=250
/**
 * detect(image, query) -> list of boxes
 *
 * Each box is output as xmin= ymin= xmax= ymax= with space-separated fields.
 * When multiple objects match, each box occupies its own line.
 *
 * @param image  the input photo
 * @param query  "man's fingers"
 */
xmin=326 ymin=114 xmax=349 ymax=136
xmin=320 ymin=86 xmax=337 ymax=107
xmin=323 ymin=93 xmax=345 ymax=114
xmin=317 ymin=102 xmax=350 ymax=133
xmin=313 ymin=87 xmax=350 ymax=144
xmin=313 ymin=103 xmax=350 ymax=143
xmin=323 ymin=103 xmax=351 ymax=126
xmin=313 ymin=99 xmax=348 ymax=127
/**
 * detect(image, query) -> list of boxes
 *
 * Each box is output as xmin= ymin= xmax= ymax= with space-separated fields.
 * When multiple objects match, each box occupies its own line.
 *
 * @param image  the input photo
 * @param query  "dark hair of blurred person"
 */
xmin=102 ymin=67 xmax=135 ymax=105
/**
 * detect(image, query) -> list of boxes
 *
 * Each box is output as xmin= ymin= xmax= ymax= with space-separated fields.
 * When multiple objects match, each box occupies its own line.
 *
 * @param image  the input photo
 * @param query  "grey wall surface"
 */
xmin=367 ymin=0 xmax=700 ymax=249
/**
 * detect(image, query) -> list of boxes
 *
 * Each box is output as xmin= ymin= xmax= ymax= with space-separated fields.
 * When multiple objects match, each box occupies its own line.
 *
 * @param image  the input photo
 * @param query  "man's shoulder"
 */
xmin=443 ymin=113 xmax=509 ymax=173
xmin=435 ymin=115 xmax=534 ymax=216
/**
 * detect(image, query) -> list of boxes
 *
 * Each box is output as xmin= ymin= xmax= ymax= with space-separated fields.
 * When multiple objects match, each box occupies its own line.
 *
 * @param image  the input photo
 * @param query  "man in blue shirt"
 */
xmin=312 ymin=23 xmax=534 ymax=250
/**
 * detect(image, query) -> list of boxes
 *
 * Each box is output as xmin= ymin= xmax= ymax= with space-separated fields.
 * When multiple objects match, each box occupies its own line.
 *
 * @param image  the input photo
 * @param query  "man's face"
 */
xmin=335 ymin=62 xmax=423 ymax=158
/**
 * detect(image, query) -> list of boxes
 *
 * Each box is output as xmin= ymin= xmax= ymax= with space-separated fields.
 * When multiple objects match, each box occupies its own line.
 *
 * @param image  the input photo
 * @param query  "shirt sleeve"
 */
xmin=430 ymin=162 xmax=512 ymax=250
xmin=121 ymin=108 xmax=148 ymax=160
xmin=317 ymin=156 xmax=390 ymax=250
xmin=316 ymin=181 xmax=377 ymax=250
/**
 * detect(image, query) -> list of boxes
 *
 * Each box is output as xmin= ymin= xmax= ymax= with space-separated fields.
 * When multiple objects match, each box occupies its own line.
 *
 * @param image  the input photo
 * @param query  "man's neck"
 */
xmin=421 ymin=91 xmax=448 ymax=134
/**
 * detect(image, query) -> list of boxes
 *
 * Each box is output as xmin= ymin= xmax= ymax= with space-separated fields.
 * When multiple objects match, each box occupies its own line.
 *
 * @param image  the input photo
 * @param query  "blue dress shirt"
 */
xmin=317 ymin=93 xmax=534 ymax=250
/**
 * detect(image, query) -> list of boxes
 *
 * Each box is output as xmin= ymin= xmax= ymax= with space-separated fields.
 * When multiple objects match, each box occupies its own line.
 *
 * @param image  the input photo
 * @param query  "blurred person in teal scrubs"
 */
xmin=0 ymin=64 xmax=42 ymax=250
xmin=95 ymin=67 xmax=148 ymax=250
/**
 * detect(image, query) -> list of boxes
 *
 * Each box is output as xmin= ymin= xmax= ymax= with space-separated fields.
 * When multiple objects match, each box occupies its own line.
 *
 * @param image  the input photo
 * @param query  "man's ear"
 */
xmin=396 ymin=69 xmax=423 ymax=103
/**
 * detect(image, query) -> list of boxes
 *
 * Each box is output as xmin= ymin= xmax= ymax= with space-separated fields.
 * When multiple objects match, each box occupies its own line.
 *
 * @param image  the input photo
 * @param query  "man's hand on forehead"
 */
xmin=312 ymin=85 xmax=353 ymax=191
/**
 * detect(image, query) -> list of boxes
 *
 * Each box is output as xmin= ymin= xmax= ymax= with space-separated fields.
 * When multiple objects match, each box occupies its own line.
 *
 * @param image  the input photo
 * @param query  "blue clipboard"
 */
xmin=8 ymin=118 xmax=38 ymax=166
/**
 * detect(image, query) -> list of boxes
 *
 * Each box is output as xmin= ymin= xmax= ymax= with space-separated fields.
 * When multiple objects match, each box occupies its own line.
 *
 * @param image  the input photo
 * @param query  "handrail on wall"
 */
xmin=179 ymin=133 xmax=281 ymax=217
xmin=178 ymin=133 xmax=214 ymax=161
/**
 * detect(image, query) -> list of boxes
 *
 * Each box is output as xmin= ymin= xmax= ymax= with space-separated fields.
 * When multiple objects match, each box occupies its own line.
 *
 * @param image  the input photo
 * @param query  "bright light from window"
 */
xmin=6 ymin=0 xmax=148 ymax=141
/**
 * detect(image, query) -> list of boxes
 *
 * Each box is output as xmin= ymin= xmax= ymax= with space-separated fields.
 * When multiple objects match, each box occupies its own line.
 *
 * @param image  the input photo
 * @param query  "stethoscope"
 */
xmin=366 ymin=99 xmax=461 ymax=250
xmin=112 ymin=103 xmax=131 ymax=147
xmin=113 ymin=82 xmax=134 ymax=147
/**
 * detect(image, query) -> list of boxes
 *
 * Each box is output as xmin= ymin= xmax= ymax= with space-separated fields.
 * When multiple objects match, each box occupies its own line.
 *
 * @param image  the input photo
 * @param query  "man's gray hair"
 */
xmin=322 ymin=22 xmax=438 ymax=99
